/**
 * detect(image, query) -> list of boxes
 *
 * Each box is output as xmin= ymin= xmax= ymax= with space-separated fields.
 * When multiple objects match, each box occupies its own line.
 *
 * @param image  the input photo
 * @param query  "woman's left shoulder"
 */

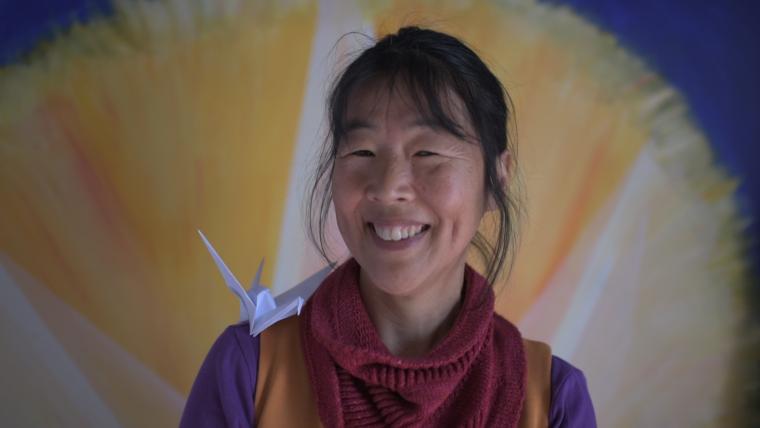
xmin=547 ymin=355 xmax=597 ymax=428
xmin=492 ymin=316 xmax=597 ymax=426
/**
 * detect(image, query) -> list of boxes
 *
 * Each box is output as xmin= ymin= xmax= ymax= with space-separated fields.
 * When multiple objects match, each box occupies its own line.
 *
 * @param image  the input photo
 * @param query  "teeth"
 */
xmin=373 ymin=224 xmax=426 ymax=241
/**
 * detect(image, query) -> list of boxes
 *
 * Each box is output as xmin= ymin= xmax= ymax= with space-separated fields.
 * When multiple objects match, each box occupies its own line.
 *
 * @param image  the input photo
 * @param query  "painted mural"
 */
xmin=0 ymin=0 xmax=756 ymax=426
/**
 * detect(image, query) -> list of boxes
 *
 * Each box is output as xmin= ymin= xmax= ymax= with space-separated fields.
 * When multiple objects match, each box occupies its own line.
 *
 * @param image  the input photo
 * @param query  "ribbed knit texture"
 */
xmin=300 ymin=259 xmax=526 ymax=428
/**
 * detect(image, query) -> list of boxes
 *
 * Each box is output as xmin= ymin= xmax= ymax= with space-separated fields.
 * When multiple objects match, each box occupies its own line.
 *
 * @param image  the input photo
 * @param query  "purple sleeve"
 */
xmin=549 ymin=356 xmax=597 ymax=428
xmin=180 ymin=323 xmax=260 ymax=428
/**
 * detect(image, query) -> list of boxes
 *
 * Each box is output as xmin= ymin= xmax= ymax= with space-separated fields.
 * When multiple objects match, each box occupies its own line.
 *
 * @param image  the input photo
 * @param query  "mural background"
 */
xmin=0 ymin=0 xmax=757 ymax=426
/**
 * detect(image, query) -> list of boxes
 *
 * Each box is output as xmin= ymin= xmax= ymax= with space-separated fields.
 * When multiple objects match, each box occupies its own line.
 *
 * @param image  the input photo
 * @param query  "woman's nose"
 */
xmin=366 ymin=156 xmax=414 ymax=203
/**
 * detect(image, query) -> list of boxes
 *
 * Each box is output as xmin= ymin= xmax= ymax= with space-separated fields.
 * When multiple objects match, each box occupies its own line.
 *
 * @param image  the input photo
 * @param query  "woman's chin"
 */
xmin=357 ymin=263 xmax=428 ymax=297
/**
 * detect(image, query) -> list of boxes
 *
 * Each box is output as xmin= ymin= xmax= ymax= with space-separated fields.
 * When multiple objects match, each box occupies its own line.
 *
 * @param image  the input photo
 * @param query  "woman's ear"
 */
xmin=486 ymin=151 xmax=511 ymax=211
xmin=498 ymin=150 xmax=511 ymax=188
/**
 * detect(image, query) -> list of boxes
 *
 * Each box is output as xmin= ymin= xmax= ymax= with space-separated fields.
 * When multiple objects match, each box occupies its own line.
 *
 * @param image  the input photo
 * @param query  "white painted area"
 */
xmin=273 ymin=0 xmax=373 ymax=293
xmin=551 ymin=143 xmax=655 ymax=359
xmin=0 ymin=262 xmax=120 ymax=427
xmin=0 ymin=256 xmax=184 ymax=426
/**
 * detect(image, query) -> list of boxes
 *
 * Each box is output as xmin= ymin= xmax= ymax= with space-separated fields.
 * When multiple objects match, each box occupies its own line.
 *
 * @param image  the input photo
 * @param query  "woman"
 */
xmin=181 ymin=26 xmax=596 ymax=427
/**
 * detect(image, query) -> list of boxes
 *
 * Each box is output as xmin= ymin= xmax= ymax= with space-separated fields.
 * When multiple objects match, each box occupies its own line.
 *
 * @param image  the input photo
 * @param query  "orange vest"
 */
xmin=255 ymin=316 xmax=552 ymax=428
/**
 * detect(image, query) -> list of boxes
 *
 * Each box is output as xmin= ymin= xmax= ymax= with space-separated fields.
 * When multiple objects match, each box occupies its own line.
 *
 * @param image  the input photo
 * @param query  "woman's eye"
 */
xmin=415 ymin=150 xmax=437 ymax=157
xmin=351 ymin=150 xmax=374 ymax=157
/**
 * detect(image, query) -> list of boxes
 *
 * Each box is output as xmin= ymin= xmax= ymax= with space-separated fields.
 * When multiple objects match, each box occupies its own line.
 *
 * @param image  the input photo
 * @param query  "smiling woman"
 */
xmin=181 ymin=27 xmax=596 ymax=428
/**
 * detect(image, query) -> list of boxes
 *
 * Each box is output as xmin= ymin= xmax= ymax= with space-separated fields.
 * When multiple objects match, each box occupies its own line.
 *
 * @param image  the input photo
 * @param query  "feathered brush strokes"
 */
xmin=358 ymin=2 xmax=749 ymax=426
xmin=0 ymin=0 xmax=752 ymax=426
xmin=285 ymin=0 xmax=752 ymax=426
xmin=0 ymin=0 xmax=316 ymax=425
xmin=393 ymin=3 xmax=744 ymax=426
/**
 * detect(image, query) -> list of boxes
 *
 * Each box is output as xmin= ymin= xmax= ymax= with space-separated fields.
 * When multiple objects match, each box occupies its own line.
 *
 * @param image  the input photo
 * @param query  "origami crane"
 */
xmin=198 ymin=230 xmax=332 ymax=337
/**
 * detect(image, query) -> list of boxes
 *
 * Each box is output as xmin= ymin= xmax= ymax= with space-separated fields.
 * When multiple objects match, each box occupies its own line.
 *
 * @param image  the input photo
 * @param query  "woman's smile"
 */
xmin=369 ymin=222 xmax=429 ymax=242
xmin=366 ymin=221 xmax=432 ymax=251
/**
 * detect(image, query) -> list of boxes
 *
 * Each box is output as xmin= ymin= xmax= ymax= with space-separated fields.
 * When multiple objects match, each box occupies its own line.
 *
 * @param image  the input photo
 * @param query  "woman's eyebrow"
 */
xmin=343 ymin=118 xmax=375 ymax=133
xmin=407 ymin=117 xmax=444 ymax=131
xmin=343 ymin=117 xmax=458 ymax=135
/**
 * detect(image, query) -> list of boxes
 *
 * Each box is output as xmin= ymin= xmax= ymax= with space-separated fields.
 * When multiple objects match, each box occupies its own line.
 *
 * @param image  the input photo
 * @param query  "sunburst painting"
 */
xmin=0 ymin=0 xmax=757 ymax=426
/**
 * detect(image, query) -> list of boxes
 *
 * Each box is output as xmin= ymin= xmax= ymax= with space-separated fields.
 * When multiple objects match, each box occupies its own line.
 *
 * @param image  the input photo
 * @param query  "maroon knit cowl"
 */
xmin=300 ymin=259 xmax=526 ymax=427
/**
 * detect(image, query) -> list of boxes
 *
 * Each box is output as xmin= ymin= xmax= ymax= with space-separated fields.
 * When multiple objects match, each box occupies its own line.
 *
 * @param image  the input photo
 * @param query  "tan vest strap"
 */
xmin=519 ymin=338 xmax=552 ymax=428
xmin=255 ymin=317 xmax=321 ymax=427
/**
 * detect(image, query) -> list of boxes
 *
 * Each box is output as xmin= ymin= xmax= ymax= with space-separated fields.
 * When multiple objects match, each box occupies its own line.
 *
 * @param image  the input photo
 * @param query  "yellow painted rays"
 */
xmin=0 ymin=0 xmax=316 ymax=425
xmin=366 ymin=2 xmax=748 ymax=426
xmin=0 ymin=0 xmax=751 ymax=426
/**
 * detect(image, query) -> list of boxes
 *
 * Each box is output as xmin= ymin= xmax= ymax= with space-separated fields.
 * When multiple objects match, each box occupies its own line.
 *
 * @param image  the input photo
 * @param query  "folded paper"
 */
xmin=198 ymin=230 xmax=332 ymax=336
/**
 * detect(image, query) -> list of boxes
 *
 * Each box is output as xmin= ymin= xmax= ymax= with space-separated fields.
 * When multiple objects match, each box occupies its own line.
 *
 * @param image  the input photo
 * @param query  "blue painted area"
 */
xmin=543 ymin=0 xmax=760 ymax=268
xmin=0 ymin=0 xmax=113 ymax=65
xmin=0 ymin=0 xmax=758 ymax=268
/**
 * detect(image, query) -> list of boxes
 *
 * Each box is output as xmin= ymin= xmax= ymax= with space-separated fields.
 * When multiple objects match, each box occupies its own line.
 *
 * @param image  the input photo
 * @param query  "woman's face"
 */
xmin=331 ymin=82 xmax=488 ymax=297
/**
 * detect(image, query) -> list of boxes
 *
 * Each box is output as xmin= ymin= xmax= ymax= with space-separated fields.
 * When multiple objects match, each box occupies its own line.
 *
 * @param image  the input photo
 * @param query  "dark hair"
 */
xmin=306 ymin=26 xmax=522 ymax=286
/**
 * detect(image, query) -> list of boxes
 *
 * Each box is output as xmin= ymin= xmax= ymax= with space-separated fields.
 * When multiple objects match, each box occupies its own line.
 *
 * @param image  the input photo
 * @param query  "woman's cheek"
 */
xmin=336 ymin=160 xmax=370 ymax=184
xmin=333 ymin=163 xmax=369 ymax=224
xmin=422 ymin=164 xmax=460 ymax=201
xmin=331 ymin=168 xmax=353 ymax=211
xmin=427 ymin=163 xmax=483 ymax=225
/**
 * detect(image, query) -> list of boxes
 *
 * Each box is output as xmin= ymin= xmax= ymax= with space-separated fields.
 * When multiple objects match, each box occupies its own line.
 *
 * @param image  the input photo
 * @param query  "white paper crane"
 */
xmin=198 ymin=230 xmax=332 ymax=337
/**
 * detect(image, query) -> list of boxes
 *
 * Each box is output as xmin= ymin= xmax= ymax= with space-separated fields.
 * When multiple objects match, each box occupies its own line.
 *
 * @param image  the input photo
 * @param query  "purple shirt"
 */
xmin=180 ymin=324 xmax=597 ymax=427
xmin=549 ymin=355 xmax=597 ymax=427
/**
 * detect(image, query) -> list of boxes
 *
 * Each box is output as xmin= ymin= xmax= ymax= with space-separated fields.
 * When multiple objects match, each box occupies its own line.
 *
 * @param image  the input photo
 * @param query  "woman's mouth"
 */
xmin=368 ymin=223 xmax=431 ymax=242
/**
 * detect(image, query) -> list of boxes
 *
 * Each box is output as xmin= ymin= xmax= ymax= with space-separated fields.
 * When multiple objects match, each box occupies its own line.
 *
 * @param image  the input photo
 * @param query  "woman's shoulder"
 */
xmin=550 ymin=355 xmax=586 ymax=389
xmin=203 ymin=317 xmax=302 ymax=379
xmin=179 ymin=322 xmax=261 ymax=427
xmin=548 ymin=355 xmax=597 ymax=427
xmin=197 ymin=322 xmax=262 ymax=390
xmin=519 ymin=339 xmax=597 ymax=427
xmin=493 ymin=316 xmax=596 ymax=427
xmin=209 ymin=322 xmax=261 ymax=370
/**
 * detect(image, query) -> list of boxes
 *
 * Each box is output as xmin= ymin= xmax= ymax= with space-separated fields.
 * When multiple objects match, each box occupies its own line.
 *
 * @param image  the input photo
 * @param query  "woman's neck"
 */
xmin=358 ymin=263 xmax=466 ymax=357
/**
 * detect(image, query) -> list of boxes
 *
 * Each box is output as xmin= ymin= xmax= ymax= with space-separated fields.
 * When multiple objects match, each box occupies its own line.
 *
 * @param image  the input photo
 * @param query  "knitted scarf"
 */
xmin=300 ymin=259 xmax=526 ymax=427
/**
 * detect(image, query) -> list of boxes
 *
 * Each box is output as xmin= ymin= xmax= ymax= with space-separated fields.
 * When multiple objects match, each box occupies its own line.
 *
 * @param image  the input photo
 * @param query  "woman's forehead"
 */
xmin=343 ymin=79 xmax=472 ymax=133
